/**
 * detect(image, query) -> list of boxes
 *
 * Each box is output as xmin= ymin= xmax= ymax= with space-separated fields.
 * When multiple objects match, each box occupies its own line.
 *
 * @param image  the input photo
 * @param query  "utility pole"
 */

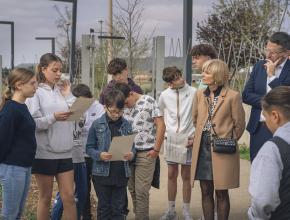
xmin=88 ymin=21 xmax=106 ymax=94
xmin=99 ymin=20 xmax=104 ymax=64
xmin=66 ymin=22 xmax=71 ymax=74
xmin=108 ymin=0 xmax=113 ymax=82
xmin=98 ymin=20 xmax=104 ymax=86
xmin=183 ymin=0 xmax=193 ymax=85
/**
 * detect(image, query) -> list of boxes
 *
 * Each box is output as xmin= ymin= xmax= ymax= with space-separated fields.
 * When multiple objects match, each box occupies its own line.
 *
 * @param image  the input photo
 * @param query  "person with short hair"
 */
xmin=159 ymin=66 xmax=196 ymax=220
xmin=99 ymin=58 xmax=143 ymax=105
xmin=191 ymin=44 xmax=217 ymax=71
xmin=192 ymin=59 xmax=245 ymax=220
xmin=114 ymin=82 xmax=165 ymax=220
xmin=242 ymin=31 xmax=290 ymax=162
xmin=51 ymin=83 xmax=104 ymax=220
xmin=98 ymin=58 xmax=144 ymax=216
xmin=0 ymin=68 xmax=38 ymax=220
xmin=191 ymin=44 xmax=218 ymax=89
xmin=248 ymin=86 xmax=290 ymax=220
xmin=86 ymin=89 xmax=135 ymax=220
xmin=76 ymin=84 xmax=104 ymax=220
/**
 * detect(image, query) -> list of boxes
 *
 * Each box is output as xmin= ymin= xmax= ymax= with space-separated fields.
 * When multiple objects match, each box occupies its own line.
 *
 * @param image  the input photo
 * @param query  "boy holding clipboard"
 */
xmin=86 ymin=89 xmax=135 ymax=220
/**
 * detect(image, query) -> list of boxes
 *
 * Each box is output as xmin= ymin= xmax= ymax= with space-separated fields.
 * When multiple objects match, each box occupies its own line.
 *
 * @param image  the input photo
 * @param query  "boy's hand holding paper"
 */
xmin=108 ymin=133 xmax=136 ymax=161
xmin=123 ymin=152 xmax=133 ymax=161
xmin=100 ymin=152 xmax=112 ymax=161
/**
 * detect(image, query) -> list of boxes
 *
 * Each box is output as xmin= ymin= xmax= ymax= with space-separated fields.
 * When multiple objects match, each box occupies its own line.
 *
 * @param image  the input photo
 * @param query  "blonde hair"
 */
xmin=202 ymin=59 xmax=229 ymax=86
xmin=0 ymin=68 xmax=35 ymax=110
xmin=35 ymin=53 xmax=62 ymax=83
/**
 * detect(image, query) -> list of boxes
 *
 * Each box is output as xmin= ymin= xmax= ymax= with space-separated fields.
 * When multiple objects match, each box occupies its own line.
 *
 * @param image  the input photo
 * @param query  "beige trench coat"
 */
xmin=191 ymin=87 xmax=245 ymax=190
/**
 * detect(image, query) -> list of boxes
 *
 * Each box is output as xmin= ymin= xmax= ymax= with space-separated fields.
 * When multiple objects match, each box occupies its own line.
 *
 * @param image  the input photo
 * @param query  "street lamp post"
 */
xmin=35 ymin=37 xmax=56 ymax=54
xmin=183 ymin=0 xmax=193 ymax=84
xmin=0 ymin=21 xmax=14 ymax=69
xmin=50 ymin=0 xmax=77 ymax=83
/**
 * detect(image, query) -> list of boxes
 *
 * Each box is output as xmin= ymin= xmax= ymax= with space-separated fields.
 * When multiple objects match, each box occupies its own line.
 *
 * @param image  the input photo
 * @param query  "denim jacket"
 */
xmin=86 ymin=114 xmax=135 ymax=177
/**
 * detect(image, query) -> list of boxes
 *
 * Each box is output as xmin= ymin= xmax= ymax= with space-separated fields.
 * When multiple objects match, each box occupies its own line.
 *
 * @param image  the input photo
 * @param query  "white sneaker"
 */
xmin=183 ymin=211 xmax=193 ymax=220
xmin=160 ymin=210 xmax=177 ymax=220
xmin=183 ymin=214 xmax=193 ymax=220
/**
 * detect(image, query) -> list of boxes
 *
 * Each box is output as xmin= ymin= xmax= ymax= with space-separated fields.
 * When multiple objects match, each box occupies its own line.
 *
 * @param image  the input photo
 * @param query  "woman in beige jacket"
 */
xmin=191 ymin=59 xmax=245 ymax=220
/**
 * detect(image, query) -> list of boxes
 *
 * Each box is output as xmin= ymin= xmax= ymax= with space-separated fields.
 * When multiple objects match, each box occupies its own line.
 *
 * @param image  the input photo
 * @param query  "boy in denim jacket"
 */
xmin=86 ymin=89 xmax=134 ymax=220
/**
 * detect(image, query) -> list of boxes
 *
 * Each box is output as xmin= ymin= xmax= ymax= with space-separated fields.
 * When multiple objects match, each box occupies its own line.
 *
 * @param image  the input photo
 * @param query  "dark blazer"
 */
xmin=242 ymin=59 xmax=290 ymax=134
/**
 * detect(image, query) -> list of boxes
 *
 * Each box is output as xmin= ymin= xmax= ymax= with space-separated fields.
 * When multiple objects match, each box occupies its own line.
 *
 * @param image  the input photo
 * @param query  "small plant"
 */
xmin=239 ymin=143 xmax=250 ymax=161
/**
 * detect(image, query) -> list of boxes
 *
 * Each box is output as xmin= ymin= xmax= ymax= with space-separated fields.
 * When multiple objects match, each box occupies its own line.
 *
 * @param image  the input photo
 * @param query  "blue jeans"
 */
xmin=0 ymin=164 xmax=31 ymax=220
xmin=51 ymin=162 xmax=88 ymax=220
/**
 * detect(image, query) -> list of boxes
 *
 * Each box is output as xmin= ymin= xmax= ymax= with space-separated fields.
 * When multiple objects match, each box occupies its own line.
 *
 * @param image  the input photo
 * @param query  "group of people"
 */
xmin=0 ymin=30 xmax=290 ymax=220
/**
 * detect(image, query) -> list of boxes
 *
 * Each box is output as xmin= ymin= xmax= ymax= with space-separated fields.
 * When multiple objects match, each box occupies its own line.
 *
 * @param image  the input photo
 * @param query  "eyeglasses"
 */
xmin=264 ymin=48 xmax=286 ymax=55
xmin=106 ymin=107 xmax=123 ymax=115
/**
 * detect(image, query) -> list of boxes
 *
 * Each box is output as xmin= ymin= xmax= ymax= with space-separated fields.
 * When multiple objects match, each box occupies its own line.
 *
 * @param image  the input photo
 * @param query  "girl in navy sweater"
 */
xmin=0 ymin=68 xmax=38 ymax=219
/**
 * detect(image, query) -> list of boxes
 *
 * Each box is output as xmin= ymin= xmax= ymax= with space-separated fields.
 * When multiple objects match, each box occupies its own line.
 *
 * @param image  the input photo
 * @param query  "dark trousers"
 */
xmin=92 ymin=176 xmax=127 ymax=220
xmin=83 ymin=157 xmax=93 ymax=220
xmin=250 ymin=122 xmax=272 ymax=162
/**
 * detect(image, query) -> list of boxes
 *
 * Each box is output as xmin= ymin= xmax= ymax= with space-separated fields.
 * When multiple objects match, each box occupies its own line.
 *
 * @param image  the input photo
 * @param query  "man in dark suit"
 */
xmin=243 ymin=32 xmax=290 ymax=162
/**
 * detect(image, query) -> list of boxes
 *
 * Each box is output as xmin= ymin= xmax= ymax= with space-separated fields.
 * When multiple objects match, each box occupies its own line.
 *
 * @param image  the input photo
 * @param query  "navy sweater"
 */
xmin=0 ymin=100 xmax=37 ymax=167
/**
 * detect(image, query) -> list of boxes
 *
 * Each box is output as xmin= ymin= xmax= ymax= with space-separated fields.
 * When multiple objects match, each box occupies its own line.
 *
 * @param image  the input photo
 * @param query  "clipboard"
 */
xmin=108 ymin=133 xmax=136 ymax=161
xmin=67 ymin=97 xmax=95 ymax=121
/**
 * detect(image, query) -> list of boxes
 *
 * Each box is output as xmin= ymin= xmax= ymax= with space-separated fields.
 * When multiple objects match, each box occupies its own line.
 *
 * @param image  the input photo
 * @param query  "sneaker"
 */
xmin=183 ymin=212 xmax=193 ymax=220
xmin=160 ymin=210 xmax=177 ymax=220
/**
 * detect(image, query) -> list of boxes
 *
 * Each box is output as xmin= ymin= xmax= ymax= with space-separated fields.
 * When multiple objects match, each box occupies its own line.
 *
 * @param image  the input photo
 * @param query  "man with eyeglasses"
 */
xmin=243 ymin=31 xmax=290 ymax=162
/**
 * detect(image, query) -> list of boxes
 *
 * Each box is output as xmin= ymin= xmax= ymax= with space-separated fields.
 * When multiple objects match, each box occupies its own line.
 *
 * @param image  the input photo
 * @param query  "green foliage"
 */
xmin=239 ymin=143 xmax=250 ymax=161
xmin=196 ymin=0 xmax=285 ymax=69
xmin=139 ymin=81 xmax=152 ymax=94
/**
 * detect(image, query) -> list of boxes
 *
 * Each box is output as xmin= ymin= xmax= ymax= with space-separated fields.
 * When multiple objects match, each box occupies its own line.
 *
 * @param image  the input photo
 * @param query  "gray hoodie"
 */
xmin=26 ymin=83 xmax=74 ymax=159
xmin=248 ymin=122 xmax=290 ymax=219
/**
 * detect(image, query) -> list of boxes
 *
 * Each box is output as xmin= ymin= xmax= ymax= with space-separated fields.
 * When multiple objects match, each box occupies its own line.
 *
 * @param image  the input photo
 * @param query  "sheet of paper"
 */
xmin=67 ymin=97 xmax=95 ymax=121
xmin=164 ymin=131 xmax=189 ymax=164
xmin=108 ymin=134 xmax=136 ymax=161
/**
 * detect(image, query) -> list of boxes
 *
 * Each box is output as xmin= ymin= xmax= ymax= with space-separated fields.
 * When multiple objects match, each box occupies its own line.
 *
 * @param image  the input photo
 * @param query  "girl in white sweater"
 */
xmin=26 ymin=53 xmax=77 ymax=220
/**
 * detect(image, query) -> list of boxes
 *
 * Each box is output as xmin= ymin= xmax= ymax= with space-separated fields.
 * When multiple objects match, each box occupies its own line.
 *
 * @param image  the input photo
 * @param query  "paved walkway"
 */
xmin=127 ymin=156 xmax=251 ymax=220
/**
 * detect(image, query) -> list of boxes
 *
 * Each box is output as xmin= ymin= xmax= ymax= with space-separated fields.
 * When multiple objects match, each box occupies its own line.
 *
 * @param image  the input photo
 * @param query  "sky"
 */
xmin=0 ymin=0 xmax=216 ymax=68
